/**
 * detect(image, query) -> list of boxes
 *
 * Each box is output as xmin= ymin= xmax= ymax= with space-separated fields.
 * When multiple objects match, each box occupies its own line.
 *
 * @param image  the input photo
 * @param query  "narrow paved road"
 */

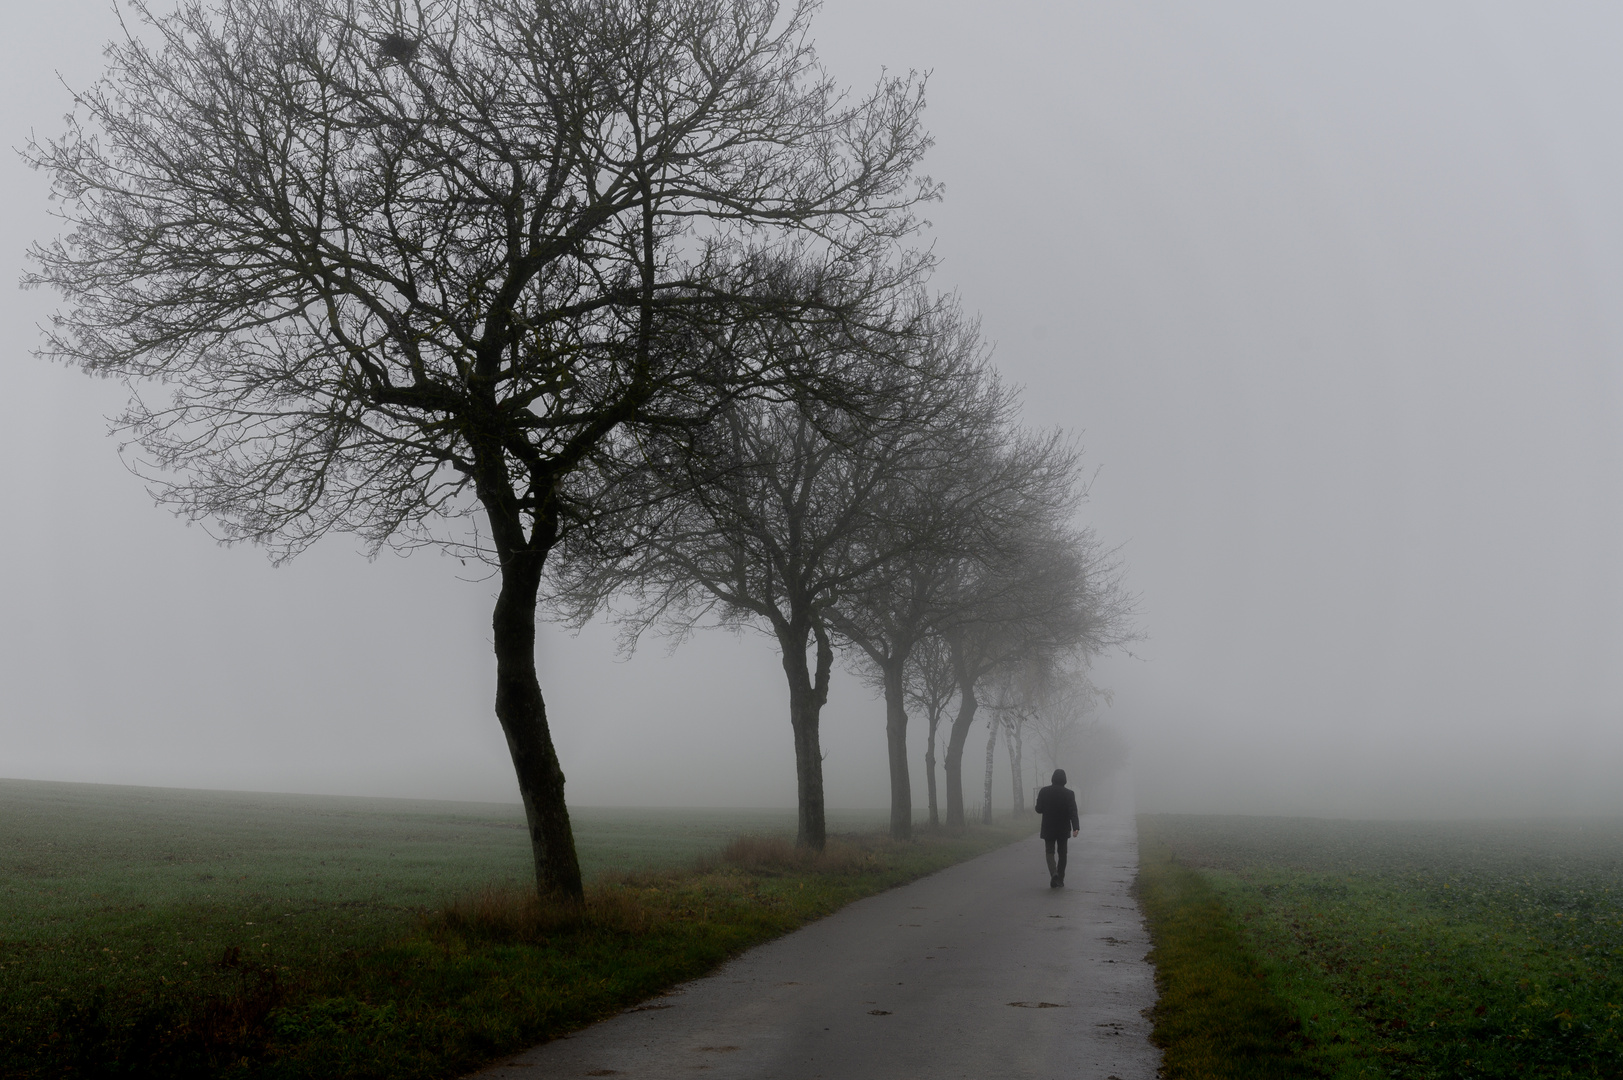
xmin=473 ymin=814 xmax=1160 ymax=1080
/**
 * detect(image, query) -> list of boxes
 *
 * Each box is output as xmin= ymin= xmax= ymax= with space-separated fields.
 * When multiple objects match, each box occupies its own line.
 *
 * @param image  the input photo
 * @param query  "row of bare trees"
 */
xmin=980 ymin=659 xmax=1127 ymax=826
xmin=548 ymin=299 xmax=1135 ymax=847
xmin=27 ymin=0 xmax=1131 ymax=898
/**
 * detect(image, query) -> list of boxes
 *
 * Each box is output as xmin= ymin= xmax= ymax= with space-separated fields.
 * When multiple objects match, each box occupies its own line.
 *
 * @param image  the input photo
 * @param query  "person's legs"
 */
xmin=1055 ymin=836 xmax=1069 ymax=885
xmin=1044 ymin=838 xmax=1059 ymax=886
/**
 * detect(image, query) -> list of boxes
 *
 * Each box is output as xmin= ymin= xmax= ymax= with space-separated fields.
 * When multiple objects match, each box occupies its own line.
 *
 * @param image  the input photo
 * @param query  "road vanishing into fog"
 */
xmin=471 ymin=814 xmax=1161 ymax=1080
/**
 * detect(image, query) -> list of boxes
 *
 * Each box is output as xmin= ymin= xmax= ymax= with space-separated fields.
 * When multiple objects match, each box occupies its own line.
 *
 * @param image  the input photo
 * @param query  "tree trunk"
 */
xmin=924 ymin=707 xmax=941 ymax=830
xmin=882 ymin=660 xmax=913 ymax=841
xmin=1004 ymin=719 xmax=1025 ymax=816
xmin=982 ymin=717 xmax=997 ymax=825
xmin=778 ymin=617 xmax=832 ymax=850
xmin=943 ymin=682 xmax=977 ymax=830
xmin=492 ymin=550 xmax=584 ymax=901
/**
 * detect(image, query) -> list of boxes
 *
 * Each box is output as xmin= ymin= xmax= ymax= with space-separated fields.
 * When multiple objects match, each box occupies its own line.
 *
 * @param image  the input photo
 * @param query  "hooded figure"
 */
xmin=1033 ymin=769 xmax=1080 ymax=888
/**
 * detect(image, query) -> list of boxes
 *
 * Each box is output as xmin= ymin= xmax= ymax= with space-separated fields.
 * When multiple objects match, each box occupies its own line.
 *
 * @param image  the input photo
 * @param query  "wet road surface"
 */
xmin=471 ymin=813 xmax=1160 ymax=1080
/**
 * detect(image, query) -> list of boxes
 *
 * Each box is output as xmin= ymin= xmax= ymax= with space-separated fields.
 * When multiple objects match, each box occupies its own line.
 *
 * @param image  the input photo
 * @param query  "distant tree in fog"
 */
xmin=1025 ymin=665 xmax=1110 ymax=779
xmin=983 ymin=656 xmax=1057 ymax=821
xmin=903 ymin=633 xmax=957 ymax=830
xmin=938 ymin=488 xmax=1134 ymax=829
xmin=1069 ymin=720 xmax=1130 ymax=812
xmin=23 ymin=0 xmax=935 ymax=899
xmin=984 ymin=657 xmax=1113 ymax=817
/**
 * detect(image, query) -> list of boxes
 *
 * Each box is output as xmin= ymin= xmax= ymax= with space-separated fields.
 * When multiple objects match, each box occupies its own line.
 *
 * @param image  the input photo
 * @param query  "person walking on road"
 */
xmin=1034 ymin=769 xmax=1080 ymax=888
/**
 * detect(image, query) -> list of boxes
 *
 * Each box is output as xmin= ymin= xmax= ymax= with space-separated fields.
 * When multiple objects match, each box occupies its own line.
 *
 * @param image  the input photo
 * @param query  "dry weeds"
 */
xmin=708 ymin=833 xmax=889 ymax=874
xmin=427 ymin=883 xmax=655 ymax=942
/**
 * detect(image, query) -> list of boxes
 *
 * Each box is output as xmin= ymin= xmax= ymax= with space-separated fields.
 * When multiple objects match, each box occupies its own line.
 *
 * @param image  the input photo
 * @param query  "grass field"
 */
xmin=1139 ymin=814 xmax=1623 ymax=1080
xmin=1 ymin=778 xmax=1021 ymax=1079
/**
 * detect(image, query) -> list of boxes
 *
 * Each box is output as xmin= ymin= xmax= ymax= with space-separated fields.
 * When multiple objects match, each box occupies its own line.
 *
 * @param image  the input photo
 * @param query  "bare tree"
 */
xmin=903 ymin=632 xmax=957 ymax=830
xmin=1003 ymin=712 xmax=1026 ymax=817
xmin=24 ymin=0 xmax=935 ymax=898
xmin=549 ymin=316 xmax=968 ymax=849
xmin=999 ymin=659 xmax=1128 ymax=812
xmin=984 ymin=656 xmax=1057 ymax=819
xmin=984 ymin=654 xmax=1117 ymax=818
xmin=979 ymin=711 xmax=1001 ymax=824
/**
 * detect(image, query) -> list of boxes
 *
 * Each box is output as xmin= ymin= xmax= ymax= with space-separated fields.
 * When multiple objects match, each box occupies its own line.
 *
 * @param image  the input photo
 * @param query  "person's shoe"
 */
xmin=1057 ymin=877 xmax=1065 ymax=888
xmin=1049 ymin=875 xmax=1059 ymax=888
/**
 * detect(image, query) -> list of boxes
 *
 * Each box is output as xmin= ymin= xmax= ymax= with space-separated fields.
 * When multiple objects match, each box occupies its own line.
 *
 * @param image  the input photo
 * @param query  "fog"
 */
xmin=3 ymin=1 xmax=1622 ymax=818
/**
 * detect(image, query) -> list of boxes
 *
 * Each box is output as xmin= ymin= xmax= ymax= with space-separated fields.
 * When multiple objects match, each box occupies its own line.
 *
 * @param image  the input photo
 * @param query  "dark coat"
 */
xmin=1034 ymin=783 xmax=1080 ymax=841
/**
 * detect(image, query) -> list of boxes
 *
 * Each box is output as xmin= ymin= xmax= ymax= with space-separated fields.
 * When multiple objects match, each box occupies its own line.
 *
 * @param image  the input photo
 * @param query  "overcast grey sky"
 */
xmin=4 ymin=1 xmax=1622 ymax=817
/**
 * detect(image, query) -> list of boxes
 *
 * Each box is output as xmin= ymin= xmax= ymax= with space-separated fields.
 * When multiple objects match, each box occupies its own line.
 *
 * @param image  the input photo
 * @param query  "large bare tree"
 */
xmin=24 ymin=0 xmax=935 ymax=898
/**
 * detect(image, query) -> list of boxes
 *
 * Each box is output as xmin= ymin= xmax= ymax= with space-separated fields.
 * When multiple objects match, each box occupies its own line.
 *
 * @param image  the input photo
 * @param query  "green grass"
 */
xmin=0 ymin=778 xmax=1025 ymax=1079
xmin=1140 ymin=814 xmax=1623 ymax=1080
xmin=1136 ymin=829 xmax=1315 ymax=1079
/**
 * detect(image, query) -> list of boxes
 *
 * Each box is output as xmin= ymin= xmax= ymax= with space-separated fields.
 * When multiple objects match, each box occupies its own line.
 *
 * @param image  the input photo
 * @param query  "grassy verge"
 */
xmin=1140 ymin=814 xmax=1623 ymax=1080
xmin=1136 ymin=827 xmax=1316 ymax=1079
xmin=0 ymin=780 xmax=1026 ymax=1079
